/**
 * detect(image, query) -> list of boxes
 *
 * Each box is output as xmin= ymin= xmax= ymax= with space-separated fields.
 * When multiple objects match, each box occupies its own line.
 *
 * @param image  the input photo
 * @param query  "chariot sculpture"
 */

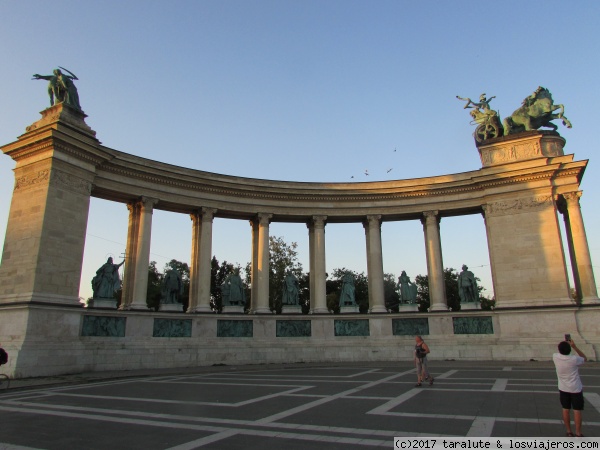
xmin=457 ymin=87 xmax=571 ymax=144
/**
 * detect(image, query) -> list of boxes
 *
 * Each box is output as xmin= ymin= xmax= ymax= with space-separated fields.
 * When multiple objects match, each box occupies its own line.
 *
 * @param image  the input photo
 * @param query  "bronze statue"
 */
xmin=457 ymin=93 xmax=503 ymax=143
xmin=502 ymin=86 xmax=571 ymax=135
xmin=32 ymin=67 xmax=81 ymax=110
xmin=457 ymin=265 xmax=478 ymax=303
xmin=92 ymin=257 xmax=124 ymax=299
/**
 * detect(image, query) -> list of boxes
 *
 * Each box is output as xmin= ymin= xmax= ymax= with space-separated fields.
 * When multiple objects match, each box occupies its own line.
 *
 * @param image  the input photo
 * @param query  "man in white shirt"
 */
xmin=552 ymin=338 xmax=587 ymax=437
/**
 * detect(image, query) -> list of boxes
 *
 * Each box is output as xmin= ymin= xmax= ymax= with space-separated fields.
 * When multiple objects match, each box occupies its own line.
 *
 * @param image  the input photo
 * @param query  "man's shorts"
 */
xmin=559 ymin=390 xmax=584 ymax=410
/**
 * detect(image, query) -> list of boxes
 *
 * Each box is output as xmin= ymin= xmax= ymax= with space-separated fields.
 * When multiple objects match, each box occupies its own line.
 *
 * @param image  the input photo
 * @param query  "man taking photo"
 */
xmin=553 ymin=336 xmax=587 ymax=437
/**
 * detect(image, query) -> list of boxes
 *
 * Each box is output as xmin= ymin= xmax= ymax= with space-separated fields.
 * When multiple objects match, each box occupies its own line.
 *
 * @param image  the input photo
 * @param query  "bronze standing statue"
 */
xmin=32 ymin=67 xmax=81 ymax=110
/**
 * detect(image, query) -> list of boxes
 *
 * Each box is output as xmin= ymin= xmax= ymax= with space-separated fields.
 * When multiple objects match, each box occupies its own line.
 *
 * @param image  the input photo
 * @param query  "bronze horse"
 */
xmin=503 ymin=87 xmax=572 ymax=136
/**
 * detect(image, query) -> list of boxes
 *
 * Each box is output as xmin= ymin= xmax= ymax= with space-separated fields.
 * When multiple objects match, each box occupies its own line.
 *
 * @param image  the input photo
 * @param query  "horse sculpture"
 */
xmin=502 ymin=86 xmax=572 ymax=136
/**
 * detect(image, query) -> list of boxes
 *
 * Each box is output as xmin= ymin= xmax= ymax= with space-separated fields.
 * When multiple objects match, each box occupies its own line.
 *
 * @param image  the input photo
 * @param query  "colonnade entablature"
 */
xmin=0 ymin=104 xmax=597 ymax=316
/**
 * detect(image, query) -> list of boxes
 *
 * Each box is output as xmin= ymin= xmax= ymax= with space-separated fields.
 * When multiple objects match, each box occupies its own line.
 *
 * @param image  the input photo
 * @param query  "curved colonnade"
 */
xmin=0 ymin=104 xmax=598 ymax=377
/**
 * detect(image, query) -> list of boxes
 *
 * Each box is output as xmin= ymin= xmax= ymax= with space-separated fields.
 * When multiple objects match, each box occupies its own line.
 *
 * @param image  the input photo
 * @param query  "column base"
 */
xmin=310 ymin=307 xmax=329 ymax=314
xmin=369 ymin=305 xmax=388 ymax=313
xmin=252 ymin=307 xmax=273 ymax=314
xmin=582 ymin=296 xmax=600 ymax=304
xmin=429 ymin=303 xmax=450 ymax=312
xmin=128 ymin=303 xmax=150 ymax=311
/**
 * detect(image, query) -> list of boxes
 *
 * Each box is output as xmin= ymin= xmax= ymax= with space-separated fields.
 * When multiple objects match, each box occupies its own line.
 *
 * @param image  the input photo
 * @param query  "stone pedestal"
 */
xmin=222 ymin=305 xmax=244 ymax=314
xmin=0 ymin=103 xmax=106 ymax=306
xmin=340 ymin=305 xmax=359 ymax=313
xmin=282 ymin=305 xmax=302 ymax=314
xmin=460 ymin=302 xmax=480 ymax=310
xmin=398 ymin=304 xmax=419 ymax=312
xmin=88 ymin=298 xmax=117 ymax=309
xmin=477 ymin=131 xmax=565 ymax=167
xmin=159 ymin=303 xmax=184 ymax=312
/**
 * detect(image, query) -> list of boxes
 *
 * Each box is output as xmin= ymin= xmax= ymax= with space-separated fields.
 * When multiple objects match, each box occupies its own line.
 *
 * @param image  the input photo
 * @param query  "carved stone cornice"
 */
xmin=483 ymin=195 xmax=554 ymax=217
xmin=97 ymin=158 xmax=581 ymax=205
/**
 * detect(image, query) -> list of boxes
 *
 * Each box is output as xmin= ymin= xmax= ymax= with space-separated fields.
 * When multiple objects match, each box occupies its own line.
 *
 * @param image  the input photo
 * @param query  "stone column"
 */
xmin=120 ymin=201 xmax=141 ymax=309
xmin=561 ymin=192 xmax=599 ymax=303
xmin=249 ymin=218 xmax=259 ymax=312
xmin=310 ymin=215 xmax=328 ymax=314
xmin=422 ymin=210 xmax=447 ymax=311
xmin=188 ymin=208 xmax=216 ymax=313
xmin=253 ymin=213 xmax=272 ymax=314
xmin=307 ymin=222 xmax=316 ymax=311
xmin=364 ymin=215 xmax=387 ymax=313
xmin=128 ymin=197 xmax=158 ymax=310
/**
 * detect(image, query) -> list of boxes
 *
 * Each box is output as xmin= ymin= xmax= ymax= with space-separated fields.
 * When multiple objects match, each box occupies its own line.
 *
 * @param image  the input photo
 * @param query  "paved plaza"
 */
xmin=1 ymin=361 xmax=599 ymax=449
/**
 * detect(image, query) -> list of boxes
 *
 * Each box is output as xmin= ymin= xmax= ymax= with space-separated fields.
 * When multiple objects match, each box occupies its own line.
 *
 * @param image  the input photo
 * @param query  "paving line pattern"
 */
xmin=1 ymin=363 xmax=600 ymax=449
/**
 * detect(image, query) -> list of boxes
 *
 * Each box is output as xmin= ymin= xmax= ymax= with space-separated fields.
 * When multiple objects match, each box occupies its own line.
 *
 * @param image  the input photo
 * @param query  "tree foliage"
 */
xmin=383 ymin=273 xmax=400 ymax=312
xmin=210 ymin=256 xmax=235 ymax=313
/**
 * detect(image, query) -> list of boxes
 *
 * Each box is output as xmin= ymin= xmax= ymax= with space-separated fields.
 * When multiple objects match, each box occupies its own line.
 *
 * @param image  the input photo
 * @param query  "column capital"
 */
xmin=138 ymin=196 xmax=159 ymax=212
xmin=257 ymin=213 xmax=273 ymax=226
xmin=563 ymin=191 xmax=583 ymax=205
xmin=363 ymin=214 xmax=382 ymax=229
xmin=312 ymin=215 xmax=327 ymax=228
xmin=421 ymin=210 xmax=439 ymax=225
xmin=201 ymin=207 xmax=217 ymax=222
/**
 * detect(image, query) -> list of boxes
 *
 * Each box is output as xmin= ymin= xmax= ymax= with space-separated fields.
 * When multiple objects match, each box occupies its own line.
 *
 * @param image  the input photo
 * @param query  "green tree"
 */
xmin=269 ymin=236 xmax=303 ymax=314
xmin=384 ymin=273 xmax=400 ymax=312
xmin=210 ymin=256 xmax=234 ymax=313
xmin=146 ymin=261 xmax=163 ymax=311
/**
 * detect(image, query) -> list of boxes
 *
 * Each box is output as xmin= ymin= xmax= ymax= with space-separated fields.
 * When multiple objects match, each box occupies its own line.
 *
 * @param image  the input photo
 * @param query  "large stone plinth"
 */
xmin=1 ymin=304 xmax=598 ymax=379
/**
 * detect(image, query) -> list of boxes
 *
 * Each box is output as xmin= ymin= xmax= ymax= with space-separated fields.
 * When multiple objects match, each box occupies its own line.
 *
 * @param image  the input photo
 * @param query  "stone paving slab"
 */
xmin=1 ymin=361 xmax=599 ymax=449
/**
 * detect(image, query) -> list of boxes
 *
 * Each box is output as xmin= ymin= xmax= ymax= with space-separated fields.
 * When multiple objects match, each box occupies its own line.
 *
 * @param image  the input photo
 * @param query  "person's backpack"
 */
xmin=0 ymin=348 xmax=8 ymax=365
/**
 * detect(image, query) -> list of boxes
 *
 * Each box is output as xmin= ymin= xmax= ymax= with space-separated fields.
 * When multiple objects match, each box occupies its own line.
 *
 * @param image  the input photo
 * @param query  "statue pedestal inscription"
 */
xmin=478 ymin=131 xmax=565 ymax=167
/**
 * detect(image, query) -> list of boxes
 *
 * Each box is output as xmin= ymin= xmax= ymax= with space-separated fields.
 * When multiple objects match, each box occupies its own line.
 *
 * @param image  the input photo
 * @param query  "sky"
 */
xmin=1 ymin=1 xmax=599 ymax=303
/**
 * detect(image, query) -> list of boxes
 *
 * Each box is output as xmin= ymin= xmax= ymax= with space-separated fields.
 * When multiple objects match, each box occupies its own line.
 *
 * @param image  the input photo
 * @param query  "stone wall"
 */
xmin=1 ymin=304 xmax=598 ymax=378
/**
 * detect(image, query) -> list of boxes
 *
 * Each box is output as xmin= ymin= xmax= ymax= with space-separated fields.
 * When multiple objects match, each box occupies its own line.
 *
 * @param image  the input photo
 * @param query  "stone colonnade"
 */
xmin=0 ymin=104 xmax=598 ymax=312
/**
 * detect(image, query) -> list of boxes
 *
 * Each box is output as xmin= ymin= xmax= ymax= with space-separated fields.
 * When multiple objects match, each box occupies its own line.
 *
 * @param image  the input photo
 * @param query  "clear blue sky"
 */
xmin=1 ymin=1 xmax=599 ymax=302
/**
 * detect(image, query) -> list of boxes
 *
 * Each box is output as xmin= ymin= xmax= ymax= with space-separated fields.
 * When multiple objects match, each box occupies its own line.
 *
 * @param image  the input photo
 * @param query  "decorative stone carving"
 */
xmin=392 ymin=318 xmax=429 ymax=336
xmin=478 ymin=132 xmax=565 ymax=167
xmin=14 ymin=169 xmax=50 ymax=191
xmin=53 ymin=170 xmax=92 ymax=195
xmin=276 ymin=320 xmax=311 ymax=337
xmin=483 ymin=195 xmax=554 ymax=217
xmin=334 ymin=319 xmax=370 ymax=336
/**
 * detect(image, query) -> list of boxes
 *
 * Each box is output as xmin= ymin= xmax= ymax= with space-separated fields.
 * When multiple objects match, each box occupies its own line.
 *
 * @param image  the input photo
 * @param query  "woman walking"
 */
xmin=414 ymin=335 xmax=434 ymax=387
